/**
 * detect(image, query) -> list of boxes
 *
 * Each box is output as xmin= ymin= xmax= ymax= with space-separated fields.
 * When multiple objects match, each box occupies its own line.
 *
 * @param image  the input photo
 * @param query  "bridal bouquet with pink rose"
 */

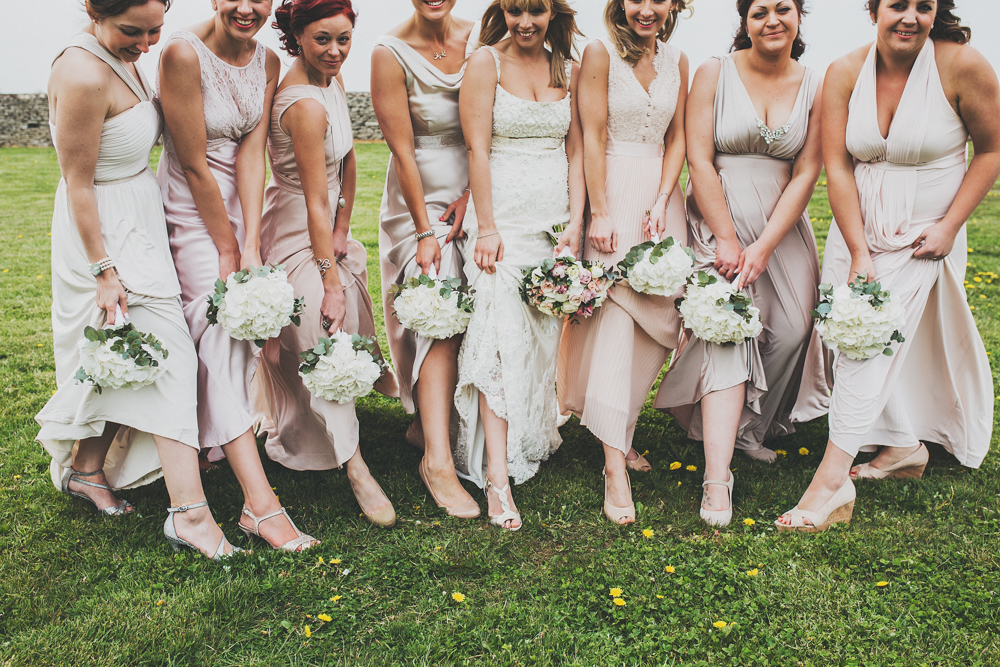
xmin=521 ymin=250 xmax=615 ymax=323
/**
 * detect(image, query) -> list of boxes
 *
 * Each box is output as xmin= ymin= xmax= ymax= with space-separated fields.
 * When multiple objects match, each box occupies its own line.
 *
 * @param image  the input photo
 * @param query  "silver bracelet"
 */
xmin=315 ymin=258 xmax=332 ymax=277
xmin=478 ymin=231 xmax=499 ymax=239
xmin=89 ymin=257 xmax=115 ymax=276
xmin=415 ymin=230 xmax=435 ymax=241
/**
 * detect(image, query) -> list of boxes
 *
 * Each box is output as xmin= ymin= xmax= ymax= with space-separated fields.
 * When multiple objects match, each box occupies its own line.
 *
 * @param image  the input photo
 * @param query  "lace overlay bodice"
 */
xmin=486 ymin=47 xmax=572 ymax=140
xmin=601 ymin=39 xmax=679 ymax=144
xmin=159 ymin=31 xmax=267 ymax=153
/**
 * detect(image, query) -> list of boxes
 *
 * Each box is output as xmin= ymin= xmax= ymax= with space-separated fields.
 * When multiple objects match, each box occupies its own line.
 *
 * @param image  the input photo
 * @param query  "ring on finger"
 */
xmin=321 ymin=318 xmax=332 ymax=330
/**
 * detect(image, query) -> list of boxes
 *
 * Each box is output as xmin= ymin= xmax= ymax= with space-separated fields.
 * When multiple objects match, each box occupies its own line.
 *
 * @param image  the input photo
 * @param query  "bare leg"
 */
xmin=700 ymin=384 xmax=745 ymax=513
xmin=224 ymin=428 xmax=315 ymax=550
xmin=416 ymin=336 xmax=475 ymax=509
xmin=344 ymin=447 xmax=393 ymax=515
xmin=69 ymin=422 xmax=131 ymax=511
xmin=480 ymin=392 xmax=520 ymax=529
xmin=603 ymin=445 xmax=633 ymax=525
xmin=777 ymin=439 xmax=855 ymax=527
xmin=153 ymin=435 xmax=233 ymax=557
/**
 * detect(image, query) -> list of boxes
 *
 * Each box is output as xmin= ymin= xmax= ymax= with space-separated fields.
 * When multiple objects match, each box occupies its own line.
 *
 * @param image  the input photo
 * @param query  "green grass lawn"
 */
xmin=2 ymin=144 xmax=1000 ymax=666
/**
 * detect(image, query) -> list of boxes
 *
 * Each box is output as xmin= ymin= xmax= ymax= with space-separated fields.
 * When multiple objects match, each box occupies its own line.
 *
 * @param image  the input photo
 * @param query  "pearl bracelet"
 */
xmin=89 ymin=257 xmax=115 ymax=276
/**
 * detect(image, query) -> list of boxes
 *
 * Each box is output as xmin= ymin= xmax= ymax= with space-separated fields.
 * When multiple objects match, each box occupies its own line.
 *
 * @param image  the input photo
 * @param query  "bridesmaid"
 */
xmin=558 ymin=0 xmax=689 ymax=525
xmin=456 ymin=0 xmax=585 ymax=530
xmin=655 ymin=0 xmax=827 ymax=525
xmin=158 ymin=0 xmax=317 ymax=550
xmin=777 ymin=0 xmax=999 ymax=531
xmin=37 ymin=0 xmax=238 ymax=558
xmin=371 ymin=0 xmax=480 ymax=518
xmin=257 ymin=0 xmax=395 ymax=527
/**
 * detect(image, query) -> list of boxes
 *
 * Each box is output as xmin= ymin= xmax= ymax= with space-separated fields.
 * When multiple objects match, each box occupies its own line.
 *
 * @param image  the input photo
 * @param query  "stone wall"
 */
xmin=0 ymin=92 xmax=383 ymax=146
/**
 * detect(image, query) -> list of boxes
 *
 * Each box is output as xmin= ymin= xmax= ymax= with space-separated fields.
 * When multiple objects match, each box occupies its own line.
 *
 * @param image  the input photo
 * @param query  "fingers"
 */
xmin=445 ymin=217 xmax=463 ymax=244
xmin=611 ymin=230 xmax=618 ymax=253
xmin=440 ymin=202 xmax=457 ymax=223
xmin=497 ymin=242 xmax=504 ymax=264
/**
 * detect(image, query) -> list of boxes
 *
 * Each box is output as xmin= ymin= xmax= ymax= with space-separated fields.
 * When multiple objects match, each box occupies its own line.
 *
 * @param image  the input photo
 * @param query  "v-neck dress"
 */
xmin=655 ymin=53 xmax=830 ymax=452
xmin=819 ymin=39 xmax=991 ymax=466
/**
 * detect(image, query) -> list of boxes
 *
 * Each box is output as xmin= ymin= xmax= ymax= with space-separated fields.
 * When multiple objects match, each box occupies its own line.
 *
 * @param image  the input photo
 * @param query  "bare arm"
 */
xmin=460 ymin=49 xmax=502 ymax=274
xmin=332 ymin=74 xmax=356 ymax=262
xmin=158 ymin=39 xmax=242 ymax=281
xmin=686 ymin=58 xmax=741 ymax=279
xmin=576 ymin=41 xmax=615 ymax=254
xmin=234 ymin=47 xmax=280 ymax=270
xmin=561 ymin=62 xmax=586 ymax=257
xmin=648 ymin=49 xmax=689 ymax=240
xmin=737 ymin=76 xmax=825 ymax=289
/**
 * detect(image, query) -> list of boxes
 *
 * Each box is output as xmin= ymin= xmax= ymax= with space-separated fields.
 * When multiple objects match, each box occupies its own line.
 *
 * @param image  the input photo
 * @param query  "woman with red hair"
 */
xmin=257 ymin=0 xmax=396 ymax=527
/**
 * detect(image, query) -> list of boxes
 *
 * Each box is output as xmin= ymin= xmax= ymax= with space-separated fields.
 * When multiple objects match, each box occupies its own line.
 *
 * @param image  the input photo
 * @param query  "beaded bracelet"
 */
xmin=89 ymin=257 xmax=115 ymax=276
xmin=415 ymin=230 xmax=435 ymax=241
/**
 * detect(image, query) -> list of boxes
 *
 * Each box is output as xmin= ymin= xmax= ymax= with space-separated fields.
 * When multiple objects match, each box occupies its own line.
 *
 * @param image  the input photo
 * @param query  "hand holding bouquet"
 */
xmin=676 ymin=271 xmax=763 ymax=345
xmin=389 ymin=265 xmax=475 ymax=339
xmin=812 ymin=276 xmax=905 ymax=360
xmin=299 ymin=331 xmax=386 ymax=404
xmin=617 ymin=232 xmax=695 ymax=297
xmin=206 ymin=265 xmax=305 ymax=348
xmin=521 ymin=249 xmax=614 ymax=323
xmin=75 ymin=306 xmax=168 ymax=394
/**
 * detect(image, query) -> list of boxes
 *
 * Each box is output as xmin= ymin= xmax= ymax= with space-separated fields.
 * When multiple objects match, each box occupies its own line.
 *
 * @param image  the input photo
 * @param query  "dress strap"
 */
xmin=484 ymin=45 xmax=502 ymax=81
xmin=55 ymin=33 xmax=150 ymax=103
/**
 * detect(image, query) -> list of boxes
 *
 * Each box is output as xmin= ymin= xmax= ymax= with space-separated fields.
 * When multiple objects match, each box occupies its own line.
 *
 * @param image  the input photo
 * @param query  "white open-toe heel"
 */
xmin=238 ymin=506 xmax=319 ymax=551
xmin=163 ymin=501 xmax=241 ymax=560
xmin=776 ymin=479 xmax=856 ymax=533
xmin=486 ymin=477 xmax=522 ymax=532
xmin=700 ymin=472 xmax=734 ymax=527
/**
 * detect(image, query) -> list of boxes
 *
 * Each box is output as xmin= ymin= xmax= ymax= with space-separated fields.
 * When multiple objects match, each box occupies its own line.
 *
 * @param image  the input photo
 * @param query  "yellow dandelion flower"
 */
xmin=664 ymin=566 xmax=675 ymax=573
xmin=743 ymin=518 xmax=755 ymax=526
xmin=971 ymin=305 xmax=976 ymax=310
xmin=331 ymin=559 xmax=341 ymax=564
xmin=642 ymin=450 xmax=649 ymax=456
xmin=974 ymin=277 xmax=983 ymax=282
xmin=36 ymin=275 xmax=42 ymax=279
xmin=642 ymin=528 xmax=654 ymax=538
xmin=435 ymin=546 xmax=442 ymax=550
xmin=669 ymin=461 xmax=681 ymax=470
xmin=2 ymin=269 xmax=8 ymax=273
xmin=16 ymin=235 xmax=22 ymax=239
xmin=317 ymin=556 xmax=325 ymax=565
xmin=980 ymin=294 xmax=987 ymax=299
xmin=303 ymin=625 xmax=311 ymax=638
xmin=876 ymin=581 xmax=889 ymax=587
xmin=686 ymin=465 xmax=697 ymax=472
xmin=656 ymin=594 xmax=664 ymax=599
xmin=713 ymin=621 xmax=727 ymax=629
xmin=969 ymin=247 xmax=974 ymax=252
xmin=746 ymin=569 xmax=759 ymax=576
xmin=452 ymin=592 xmax=466 ymax=603
xmin=799 ymin=447 xmax=810 ymax=455
xmin=330 ymin=595 xmax=342 ymax=602
xmin=775 ymin=449 xmax=787 ymax=457
xmin=613 ymin=598 xmax=626 ymax=607
xmin=317 ymin=614 xmax=332 ymax=622
xmin=609 ymin=588 xmax=623 ymax=597
xmin=677 ymin=481 xmax=682 ymax=486
xmin=13 ymin=475 xmax=20 ymax=480
xmin=156 ymin=600 xmax=164 ymax=606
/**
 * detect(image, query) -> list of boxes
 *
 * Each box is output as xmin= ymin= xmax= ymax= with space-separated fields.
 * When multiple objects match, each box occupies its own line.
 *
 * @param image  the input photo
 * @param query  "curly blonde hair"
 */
xmin=604 ymin=0 xmax=690 ymax=65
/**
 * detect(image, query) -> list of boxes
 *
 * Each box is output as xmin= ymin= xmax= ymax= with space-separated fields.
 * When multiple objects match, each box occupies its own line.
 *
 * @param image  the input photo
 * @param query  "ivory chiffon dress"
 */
xmin=36 ymin=34 xmax=199 ymax=490
xmin=375 ymin=35 xmax=475 ymax=414
xmin=256 ymin=81 xmax=381 ymax=470
xmin=558 ymin=39 xmax=687 ymax=456
xmin=655 ymin=54 xmax=830 ymax=450
xmin=156 ymin=31 xmax=267 ymax=450
xmin=820 ymin=39 xmax=992 ymax=467
xmin=453 ymin=47 xmax=569 ymax=488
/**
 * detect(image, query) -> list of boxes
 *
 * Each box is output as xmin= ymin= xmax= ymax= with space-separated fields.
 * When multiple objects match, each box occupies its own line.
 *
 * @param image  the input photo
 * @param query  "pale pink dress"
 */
xmin=820 ymin=39 xmax=992 ymax=466
xmin=256 ymin=82 xmax=382 ymax=470
xmin=558 ymin=39 xmax=687 ymax=455
xmin=654 ymin=54 xmax=831 ymax=452
xmin=156 ymin=31 xmax=267 ymax=450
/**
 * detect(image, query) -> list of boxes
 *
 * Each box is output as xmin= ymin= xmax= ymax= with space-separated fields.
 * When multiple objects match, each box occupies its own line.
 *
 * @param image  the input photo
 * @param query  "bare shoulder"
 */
xmin=467 ymin=46 xmax=498 ymax=72
xmin=691 ymin=57 xmax=722 ymax=89
xmin=582 ymin=39 xmax=610 ymax=63
xmin=937 ymin=40 xmax=994 ymax=80
xmin=50 ymin=47 xmax=109 ymax=92
xmin=263 ymin=46 xmax=281 ymax=76
xmin=825 ymin=44 xmax=869 ymax=92
xmin=159 ymin=37 xmax=200 ymax=71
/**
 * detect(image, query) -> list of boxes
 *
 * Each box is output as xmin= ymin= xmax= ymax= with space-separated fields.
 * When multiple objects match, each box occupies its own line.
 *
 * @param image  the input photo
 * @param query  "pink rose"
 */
xmin=578 ymin=269 xmax=592 ymax=285
xmin=556 ymin=284 xmax=568 ymax=294
xmin=541 ymin=280 xmax=555 ymax=293
xmin=551 ymin=265 xmax=567 ymax=278
xmin=581 ymin=288 xmax=596 ymax=301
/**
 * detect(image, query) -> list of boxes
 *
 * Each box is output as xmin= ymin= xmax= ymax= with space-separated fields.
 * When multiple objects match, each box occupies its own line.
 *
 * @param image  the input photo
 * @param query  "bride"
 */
xmin=454 ymin=0 xmax=585 ymax=530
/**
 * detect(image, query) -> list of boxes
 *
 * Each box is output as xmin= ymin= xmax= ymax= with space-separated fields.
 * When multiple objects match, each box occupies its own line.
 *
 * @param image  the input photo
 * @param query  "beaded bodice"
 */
xmin=602 ymin=38 xmax=679 ymax=144
xmin=484 ymin=46 xmax=572 ymax=140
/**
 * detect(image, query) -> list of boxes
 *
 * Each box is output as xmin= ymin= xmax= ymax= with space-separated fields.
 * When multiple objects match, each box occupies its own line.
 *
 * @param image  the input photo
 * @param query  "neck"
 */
xmin=205 ymin=17 xmax=255 ymax=63
xmin=509 ymin=36 xmax=548 ymax=61
xmin=635 ymin=32 xmax=658 ymax=62
xmin=745 ymin=45 xmax=795 ymax=75
xmin=301 ymin=58 xmax=333 ymax=88
xmin=876 ymin=37 xmax=925 ymax=75
xmin=413 ymin=12 xmax=452 ymax=42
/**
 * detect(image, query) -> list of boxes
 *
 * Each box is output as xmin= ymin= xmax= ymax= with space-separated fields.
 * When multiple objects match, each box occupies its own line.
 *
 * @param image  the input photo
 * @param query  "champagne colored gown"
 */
xmin=654 ymin=54 xmax=830 ymax=450
xmin=820 ymin=39 xmax=992 ymax=467
xmin=558 ymin=39 xmax=687 ymax=455
xmin=156 ymin=31 xmax=267 ymax=450
xmin=453 ymin=47 xmax=569 ymax=488
xmin=36 ymin=34 xmax=199 ymax=490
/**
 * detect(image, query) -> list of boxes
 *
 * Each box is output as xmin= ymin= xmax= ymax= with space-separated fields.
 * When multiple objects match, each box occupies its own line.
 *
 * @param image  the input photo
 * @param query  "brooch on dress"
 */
xmin=757 ymin=119 xmax=791 ymax=145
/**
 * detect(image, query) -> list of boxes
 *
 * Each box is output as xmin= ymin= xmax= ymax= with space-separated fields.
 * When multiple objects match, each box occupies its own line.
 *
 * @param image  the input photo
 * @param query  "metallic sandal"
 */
xmin=163 ymin=501 xmax=241 ymax=560
xmin=238 ymin=506 xmax=319 ymax=552
xmin=625 ymin=449 xmax=652 ymax=473
xmin=61 ymin=467 xmax=134 ymax=516
xmin=485 ymin=477 xmax=522 ymax=532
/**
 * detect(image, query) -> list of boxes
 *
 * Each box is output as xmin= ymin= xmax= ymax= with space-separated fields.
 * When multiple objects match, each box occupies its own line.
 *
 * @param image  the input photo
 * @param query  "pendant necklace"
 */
xmin=419 ymin=22 xmax=449 ymax=61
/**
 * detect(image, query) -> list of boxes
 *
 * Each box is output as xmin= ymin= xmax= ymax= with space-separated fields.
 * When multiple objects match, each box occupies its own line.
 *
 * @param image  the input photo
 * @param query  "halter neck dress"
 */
xmin=36 ymin=33 xmax=199 ymax=490
xmin=655 ymin=53 xmax=831 ymax=452
xmin=820 ymin=39 xmax=991 ymax=466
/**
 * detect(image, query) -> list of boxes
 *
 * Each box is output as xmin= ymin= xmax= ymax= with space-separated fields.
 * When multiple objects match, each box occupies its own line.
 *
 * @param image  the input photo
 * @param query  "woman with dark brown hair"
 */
xmin=777 ymin=0 xmax=1000 ymax=532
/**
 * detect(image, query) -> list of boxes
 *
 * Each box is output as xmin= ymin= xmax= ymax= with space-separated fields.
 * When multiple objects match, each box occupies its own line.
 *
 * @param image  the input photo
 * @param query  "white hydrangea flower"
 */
xmin=77 ymin=335 xmax=166 ymax=391
xmin=215 ymin=269 xmax=298 ymax=342
xmin=678 ymin=278 xmax=763 ymax=345
xmin=299 ymin=332 xmax=383 ymax=404
xmin=627 ymin=243 xmax=695 ymax=296
xmin=392 ymin=280 xmax=472 ymax=339
xmin=815 ymin=284 xmax=905 ymax=360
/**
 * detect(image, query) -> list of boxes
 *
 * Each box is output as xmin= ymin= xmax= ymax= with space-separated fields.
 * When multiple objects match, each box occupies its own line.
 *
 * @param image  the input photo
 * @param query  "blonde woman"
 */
xmin=558 ymin=0 xmax=689 ymax=525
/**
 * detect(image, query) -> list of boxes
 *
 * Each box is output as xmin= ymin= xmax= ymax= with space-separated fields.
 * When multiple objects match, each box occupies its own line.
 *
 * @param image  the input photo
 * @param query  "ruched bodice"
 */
xmin=51 ymin=103 xmax=161 ymax=184
xmin=603 ymin=39 xmax=680 ymax=145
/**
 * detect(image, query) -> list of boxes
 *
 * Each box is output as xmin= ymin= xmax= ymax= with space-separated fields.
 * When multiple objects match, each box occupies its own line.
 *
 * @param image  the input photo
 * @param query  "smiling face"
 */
xmin=297 ymin=14 xmax=353 ymax=80
xmin=872 ymin=0 xmax=936 ymax=55
xmin=745 ymin=0 xmax=800 ymax=56
xmin=214 ymin=0 xmax=272 ymax=41
xmin=410 ymin=0 xmax=457 ymax=21
xmin=92 ymin=1 xmax=165 ymax=63
xmin=503 ymin=2 xmax=554 ymax=50
xmin=622 ymin=0 xmax=672 ymax=41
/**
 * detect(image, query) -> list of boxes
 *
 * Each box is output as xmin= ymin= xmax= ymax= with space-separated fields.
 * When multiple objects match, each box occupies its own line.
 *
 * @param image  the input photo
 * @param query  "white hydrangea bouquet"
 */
xmin=389 ymin=266 xmax=475 ymax=339
xmin=206 ymin=265 xmax=305 ymax=348
xmin=676 ymin=271 xmax=763 ymax=345
xmin=521 ymin=249 xmax=615 ymax=323
xmin=812 ymin=276 xmax=905 ymax=360
xmin=617 ymin=232 xmax=695 ymax=296
xmin=74 ymin=306 xmax=168 ymax=394
xmin=298 ymin=331 xmax=386 ymax=404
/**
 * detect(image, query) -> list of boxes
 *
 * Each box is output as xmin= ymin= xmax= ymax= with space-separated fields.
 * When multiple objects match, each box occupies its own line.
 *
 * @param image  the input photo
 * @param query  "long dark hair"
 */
xmin=479 ymin=0 xmax=582 ymax=89
xmin=867 ymin=0 xmax=970 ymax=44
xmin=85 ymin=0 xmax=169 ymax=20
xmin=731 ymin=0 xmax=807 ymax=60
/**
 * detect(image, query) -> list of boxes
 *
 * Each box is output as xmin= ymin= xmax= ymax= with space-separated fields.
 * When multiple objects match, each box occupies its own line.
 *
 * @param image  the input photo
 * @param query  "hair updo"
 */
xmin=85 ymin=0 xmax=169 ymax=20
xmin=731 ymin=0 xmax=807 ymax=60
xmin=273 ymin=0 xmax=357 ymax=57
xmin=866 ymin=0 xmax=970 ymax=44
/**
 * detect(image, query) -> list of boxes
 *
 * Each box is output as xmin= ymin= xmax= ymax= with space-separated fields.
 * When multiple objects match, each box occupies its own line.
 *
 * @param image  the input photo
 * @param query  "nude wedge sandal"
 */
xmin=776 ymin=479 xmax=856 ymax=533
xmin=850 ymin=443 xmax=928 ymax=480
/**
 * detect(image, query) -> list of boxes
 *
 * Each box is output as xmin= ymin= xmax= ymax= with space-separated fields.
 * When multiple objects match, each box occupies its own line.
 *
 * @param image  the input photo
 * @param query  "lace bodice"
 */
xmin=483 ymin=46 xmax=572 ymax=140
xmin=601 ymin=39 xmax=679 ymax=144
xmin=159 ymin=31 xmax=267 ymax=153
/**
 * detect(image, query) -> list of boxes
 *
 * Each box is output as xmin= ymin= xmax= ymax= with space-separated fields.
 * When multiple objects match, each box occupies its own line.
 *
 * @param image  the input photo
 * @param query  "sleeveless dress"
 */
xmin=36 ymin=33 xmax=199 ymax=491
xmin=453 ymin=46 xmax=570 ymax=488
xmin=156 ymin=31 xmax=267 ymax=450
xmin=375 ymin=35 xmax=476 ymax=414
xmin=655 ymin=54 xmax=830 ymax=451
xmin=255 ymin=81 xmax=379 ymax=470
xmin=558 ymin=39 xmax=687 ymax=455
xmin=820 ymin=39 xmax=992 ymax=466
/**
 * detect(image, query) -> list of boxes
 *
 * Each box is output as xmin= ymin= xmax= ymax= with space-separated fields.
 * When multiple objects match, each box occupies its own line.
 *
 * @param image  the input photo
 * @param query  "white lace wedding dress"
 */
xmin=453 ymin=47 xmax=571 ymax=488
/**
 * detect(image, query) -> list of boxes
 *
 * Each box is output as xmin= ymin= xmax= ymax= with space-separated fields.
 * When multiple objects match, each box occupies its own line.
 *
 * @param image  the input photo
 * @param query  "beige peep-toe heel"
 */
xmin=776 ymin=479 xmax=856 ymax=533
xmin=602 ymin=467 xmax=635 ymax=525
xmin=418 ymin=457 xmax=480 ymax=519
xmin=625 ymin=448 xmax=652 ymax=473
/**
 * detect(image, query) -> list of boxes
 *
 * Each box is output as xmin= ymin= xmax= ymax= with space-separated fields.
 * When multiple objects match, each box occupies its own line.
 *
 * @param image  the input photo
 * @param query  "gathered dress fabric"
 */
xmin=819 ymin=39 xmax=991 ymax=466
xmin=558 ymin=39 xmax=687 ymax=455
xmin=654 ymin=54 xmax=830 ymax=448
xmin=156 ymin=31 xmax=267 ymax=451
xmin=376 ymin=35 xmax=476 ymax=414
xmin=256 ymin=82 xmax=377 ymax=470
xmin=453 ymin=47 xmax=569 ymax=488
xmin=36 ymin=34 xmax=199 ymax=490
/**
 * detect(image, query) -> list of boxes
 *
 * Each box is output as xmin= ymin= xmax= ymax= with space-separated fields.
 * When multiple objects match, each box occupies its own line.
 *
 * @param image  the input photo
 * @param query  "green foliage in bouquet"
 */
xmin=73 ymin=323 xmax=169 ymax=395
xmin=388 ymin=274 xmax=476 ymax=315
xmin=675 ymin=271 xmax=757 ymax=322
xmin=812 ymin=275 xmax=905 ymax=356
xmin=616 ymin=236 xmax=696 ymax=279
xmin=205 ymin=264 xmax=306 ymax=348
xmin=298 ymin=334 xmax=387 ymax=375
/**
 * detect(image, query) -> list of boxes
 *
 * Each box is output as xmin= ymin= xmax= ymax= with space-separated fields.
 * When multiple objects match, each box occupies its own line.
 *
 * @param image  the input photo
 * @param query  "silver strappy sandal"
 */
xmin=60 ymin=467 xmax=134 ymax=516
xmin=238 ymin=506 xmax=319 ymax=552
xmin=163 ymin=501 xmax=241 ymax=560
